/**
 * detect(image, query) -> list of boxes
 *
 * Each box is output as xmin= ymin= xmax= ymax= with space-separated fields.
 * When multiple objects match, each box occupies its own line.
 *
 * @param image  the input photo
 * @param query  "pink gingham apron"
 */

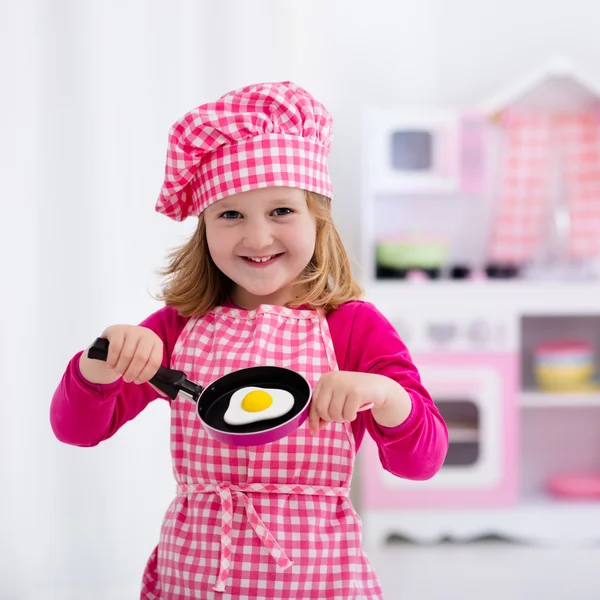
xmin=140 ymin=304 xmax=383 ymax=599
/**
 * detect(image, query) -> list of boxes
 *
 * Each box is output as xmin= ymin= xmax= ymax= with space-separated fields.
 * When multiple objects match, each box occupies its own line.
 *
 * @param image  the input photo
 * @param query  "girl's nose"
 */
xmin=242 ymin=219 xmax=275 ymax=250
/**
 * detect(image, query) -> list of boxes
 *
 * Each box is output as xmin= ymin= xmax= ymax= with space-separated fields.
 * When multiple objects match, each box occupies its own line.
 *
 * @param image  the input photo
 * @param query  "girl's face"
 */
xmin=204 ymin=187 xmax=317 ymax=309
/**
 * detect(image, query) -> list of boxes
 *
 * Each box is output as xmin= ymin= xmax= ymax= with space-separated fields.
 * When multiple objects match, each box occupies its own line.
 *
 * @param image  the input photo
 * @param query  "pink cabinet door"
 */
xmin=360 ymin=353 xmax=519 ymax=508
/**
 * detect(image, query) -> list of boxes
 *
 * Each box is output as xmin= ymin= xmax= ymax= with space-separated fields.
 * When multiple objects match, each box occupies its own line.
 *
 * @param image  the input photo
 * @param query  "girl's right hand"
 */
xmin=78 ymin=324 xmax=164 ymax=386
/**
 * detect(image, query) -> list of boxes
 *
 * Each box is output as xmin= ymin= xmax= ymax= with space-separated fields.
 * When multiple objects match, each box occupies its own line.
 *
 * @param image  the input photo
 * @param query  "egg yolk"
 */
xmin=241 ymin=390 xmax=274 ymax=413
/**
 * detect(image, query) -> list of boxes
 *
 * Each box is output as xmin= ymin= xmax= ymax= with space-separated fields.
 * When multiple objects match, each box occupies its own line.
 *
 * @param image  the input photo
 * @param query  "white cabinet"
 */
xmin=359 ymin=282 xmax=600 ymax=547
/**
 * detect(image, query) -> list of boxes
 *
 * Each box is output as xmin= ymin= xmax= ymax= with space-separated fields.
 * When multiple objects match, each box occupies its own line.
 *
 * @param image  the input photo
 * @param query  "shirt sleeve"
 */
xmin=327 ymin=301 xmax=449 ymax=480
xmin=49 ymin=305 xmax=187 ymax=447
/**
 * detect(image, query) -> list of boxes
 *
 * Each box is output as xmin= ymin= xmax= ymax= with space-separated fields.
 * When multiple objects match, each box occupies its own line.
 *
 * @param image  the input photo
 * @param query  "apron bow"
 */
xmin=177 ymin=482 xmax=348 ymax=592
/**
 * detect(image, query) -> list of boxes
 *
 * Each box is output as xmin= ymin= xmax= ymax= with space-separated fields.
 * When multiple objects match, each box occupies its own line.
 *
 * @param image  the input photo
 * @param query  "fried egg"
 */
xmin=223 ymin=386 xmax=294 ymax=426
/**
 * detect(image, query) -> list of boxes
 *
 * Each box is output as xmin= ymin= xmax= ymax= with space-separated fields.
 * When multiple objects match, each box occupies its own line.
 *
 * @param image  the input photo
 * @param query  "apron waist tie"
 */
xmin=176 ymin=482 xmax=349 ymax=593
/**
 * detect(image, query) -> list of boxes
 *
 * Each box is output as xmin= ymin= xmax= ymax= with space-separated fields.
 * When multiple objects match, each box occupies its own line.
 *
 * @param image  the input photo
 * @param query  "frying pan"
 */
xmin=87 ymin=337 xmax=314 ymax=446
xmin=88 ymin=337 xmax=374 ymax=446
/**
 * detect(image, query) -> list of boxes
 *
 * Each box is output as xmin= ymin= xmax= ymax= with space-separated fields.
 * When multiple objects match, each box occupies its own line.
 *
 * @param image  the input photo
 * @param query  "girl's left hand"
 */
xmin=308 ymin=371 xmax=396 ymax=435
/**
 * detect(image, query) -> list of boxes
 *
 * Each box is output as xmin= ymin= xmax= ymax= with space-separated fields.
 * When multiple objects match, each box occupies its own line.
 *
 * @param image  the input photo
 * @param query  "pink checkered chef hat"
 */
xmin=155 ymin=81 xmax=333 ymax=221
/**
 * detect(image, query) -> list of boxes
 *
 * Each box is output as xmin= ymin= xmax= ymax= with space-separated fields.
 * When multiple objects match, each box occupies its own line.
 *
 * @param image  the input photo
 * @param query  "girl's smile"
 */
xmin=241 ymin=253 xmax=284 ymax=267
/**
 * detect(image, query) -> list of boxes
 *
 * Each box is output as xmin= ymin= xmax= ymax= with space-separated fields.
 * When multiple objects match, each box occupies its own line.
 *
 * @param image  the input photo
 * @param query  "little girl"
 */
xmin=50 ymin=81 xmax=448 ymax=599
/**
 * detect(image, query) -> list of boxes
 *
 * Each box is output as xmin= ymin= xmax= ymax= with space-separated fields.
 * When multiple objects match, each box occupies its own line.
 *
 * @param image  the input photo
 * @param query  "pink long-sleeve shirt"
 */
xmin=50 ymin=300 xmax=448 ymax=480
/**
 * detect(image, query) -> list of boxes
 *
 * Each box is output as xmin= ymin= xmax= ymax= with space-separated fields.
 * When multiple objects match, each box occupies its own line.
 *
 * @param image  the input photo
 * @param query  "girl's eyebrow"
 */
xmin=267 ymin=196 xmax=305 ymax=205
xmin=213 ymin=197 xmax=303 ymax=211
xmin=211 ymin=201 xmax=239 ymax=211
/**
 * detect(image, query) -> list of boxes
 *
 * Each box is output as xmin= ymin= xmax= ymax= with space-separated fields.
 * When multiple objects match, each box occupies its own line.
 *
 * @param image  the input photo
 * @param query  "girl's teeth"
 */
xmin=248 ymin=256 xmax=273 ymax=263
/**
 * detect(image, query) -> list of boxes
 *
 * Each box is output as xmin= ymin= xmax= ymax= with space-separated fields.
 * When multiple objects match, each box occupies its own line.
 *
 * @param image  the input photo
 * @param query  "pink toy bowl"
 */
xmin=535 ymin=340 xmax=593 ymax=361
xmin=546 ymin=472 xmax=600 ymax=500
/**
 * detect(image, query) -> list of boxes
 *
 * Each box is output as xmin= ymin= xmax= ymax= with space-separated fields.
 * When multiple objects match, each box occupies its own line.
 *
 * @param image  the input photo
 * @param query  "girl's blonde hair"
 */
xmin=157 ymin=191 xmax=363 ymax=317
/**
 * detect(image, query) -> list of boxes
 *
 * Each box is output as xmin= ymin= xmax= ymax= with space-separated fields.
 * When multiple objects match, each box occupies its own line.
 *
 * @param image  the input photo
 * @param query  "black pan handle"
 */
xmin=87 ymin=337 xmax=200 ymax=401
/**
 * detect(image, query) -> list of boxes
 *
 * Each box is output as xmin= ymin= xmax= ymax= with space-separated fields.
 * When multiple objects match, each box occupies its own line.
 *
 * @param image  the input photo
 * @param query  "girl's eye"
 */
xmin=219 ymin=210 xmax=242 ymax=219
xmin=272 ymin=207 xmax=293 ymax=216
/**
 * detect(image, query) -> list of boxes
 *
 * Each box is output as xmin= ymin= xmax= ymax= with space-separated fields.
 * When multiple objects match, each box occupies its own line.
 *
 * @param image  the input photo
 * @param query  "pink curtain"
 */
xmin=490 ymin=110 xmax=600 ymax=263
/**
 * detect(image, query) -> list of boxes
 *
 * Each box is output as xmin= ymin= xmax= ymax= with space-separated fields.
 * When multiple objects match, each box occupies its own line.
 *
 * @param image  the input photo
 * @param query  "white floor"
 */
xmin=368 ymin=539 xmax=600 ymax=600
xmin=23 ymin=541 xmax=600 ymax=599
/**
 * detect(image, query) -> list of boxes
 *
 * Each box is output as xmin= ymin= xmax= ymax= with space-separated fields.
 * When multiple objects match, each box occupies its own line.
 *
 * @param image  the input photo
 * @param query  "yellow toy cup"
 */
xmin=534 ymin=340 xmax=596 ymax=392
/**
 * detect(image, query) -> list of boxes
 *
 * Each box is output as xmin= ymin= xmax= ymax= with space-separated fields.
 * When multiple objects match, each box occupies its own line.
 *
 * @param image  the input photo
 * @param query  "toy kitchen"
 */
xmin=357 ymin=57 xmax=600 ymax=549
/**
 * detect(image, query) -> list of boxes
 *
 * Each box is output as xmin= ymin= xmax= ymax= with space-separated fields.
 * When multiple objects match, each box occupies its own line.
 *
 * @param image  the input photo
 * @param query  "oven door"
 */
xmin=360 ymin=353 xmax=518 ymax=509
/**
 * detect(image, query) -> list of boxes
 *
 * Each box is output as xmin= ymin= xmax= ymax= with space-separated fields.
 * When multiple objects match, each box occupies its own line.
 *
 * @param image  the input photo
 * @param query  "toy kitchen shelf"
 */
xmin=358 ymin=280 xmax=600 ymax=548
xmin=521 ymin=391 xmax=600 ymax=407
xmin=357 ymin=65 xmax=600 ymax=546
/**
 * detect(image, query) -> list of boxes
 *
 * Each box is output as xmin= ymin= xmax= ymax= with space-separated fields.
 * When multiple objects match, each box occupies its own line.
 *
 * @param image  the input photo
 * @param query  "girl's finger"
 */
xmin=123 ymin=336 xmax=155 ymax=383
xmin=327 ymin=388 xmax=347 ymax=422
xmin=134 ymin=340 xmax=163 ymax=385
xmin=104 ymin=329 xmax=125 ymax=370
xmin=342 ymin=397 xmax=359 ymax=423
xmin=309 ymin=384 xmax=333 ymax=435
xmin=114 ymin=335 xmax=141 ymax=378
xmin=343 ymin=395 xmax=373 ymax=422
xmin=308 ymin=399 xmax=321 ymax=436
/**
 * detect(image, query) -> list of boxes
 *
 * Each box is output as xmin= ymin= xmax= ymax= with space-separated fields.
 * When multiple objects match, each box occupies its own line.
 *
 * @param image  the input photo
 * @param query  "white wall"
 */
xmin=4 ymin=0 xmax=600 ymax=597
xmin=324 ymin=0 xmax=600 ymax=277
